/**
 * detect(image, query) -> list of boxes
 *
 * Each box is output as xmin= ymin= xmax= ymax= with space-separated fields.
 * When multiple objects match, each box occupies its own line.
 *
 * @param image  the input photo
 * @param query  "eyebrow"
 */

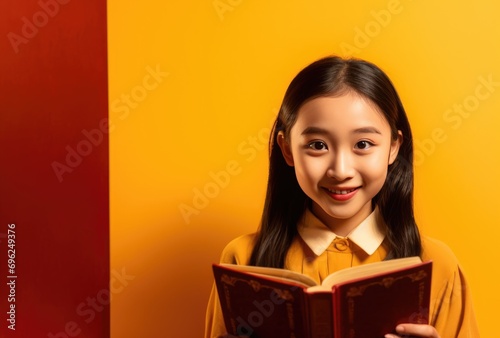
xmin=300 ymin=126 xmax=382 ymax=136
xmin=300 ymin=126 xmax=330 ymax=136
xmin=352 ymin=127 xmax=382 ymax=135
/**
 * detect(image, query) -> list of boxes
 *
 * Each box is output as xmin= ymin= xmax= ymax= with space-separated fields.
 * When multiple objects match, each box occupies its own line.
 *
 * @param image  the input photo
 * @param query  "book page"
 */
xmin=307 ymin=256 xmax=422 ymax=292
xmin=219 ymin=263 xmax=318 ymax=287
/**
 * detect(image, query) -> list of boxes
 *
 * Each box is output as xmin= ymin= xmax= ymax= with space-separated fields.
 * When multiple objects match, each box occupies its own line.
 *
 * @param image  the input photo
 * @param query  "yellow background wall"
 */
xmin=108 ymin=1 xmax=499 ymax=336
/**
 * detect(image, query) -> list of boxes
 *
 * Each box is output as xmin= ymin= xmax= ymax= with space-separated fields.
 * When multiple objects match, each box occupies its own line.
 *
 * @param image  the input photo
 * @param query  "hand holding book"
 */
xmin=384 ymin=323 xmax=440 ymax=338
xmin=213 ymin=257 xmax=432 ymax=338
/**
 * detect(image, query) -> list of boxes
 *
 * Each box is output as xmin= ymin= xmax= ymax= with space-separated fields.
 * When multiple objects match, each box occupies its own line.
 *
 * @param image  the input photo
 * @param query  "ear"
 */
xmin=388 ymin=130 xmax=403 ymax=165
xmin=277 ymin=131 xmax=294 ymax=166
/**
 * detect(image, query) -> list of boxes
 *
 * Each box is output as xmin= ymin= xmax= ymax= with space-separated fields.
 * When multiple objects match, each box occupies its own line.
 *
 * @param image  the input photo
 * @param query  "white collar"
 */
xmin=297 ymin=207 xmax=386 ymax=256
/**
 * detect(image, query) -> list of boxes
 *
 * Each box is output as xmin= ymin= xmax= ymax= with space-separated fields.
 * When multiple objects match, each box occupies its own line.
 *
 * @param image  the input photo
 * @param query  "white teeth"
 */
xmin=327 ymin=188 xmax=356 ymax=194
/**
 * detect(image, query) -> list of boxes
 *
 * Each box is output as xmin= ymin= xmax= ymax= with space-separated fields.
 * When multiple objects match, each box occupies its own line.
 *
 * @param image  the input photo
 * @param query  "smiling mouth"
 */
xmin=326 ymin=187 xmax=359 ymax=195
xmin=324 ymin=187 xmax=360 ymax=201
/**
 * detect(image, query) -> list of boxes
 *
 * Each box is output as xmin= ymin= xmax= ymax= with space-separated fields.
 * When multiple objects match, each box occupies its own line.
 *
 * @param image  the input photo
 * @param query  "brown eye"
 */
xmin=355 ymin=141 xmax=373 ymax=150
xmin=308 ymin=141 xmax=327 ymax=150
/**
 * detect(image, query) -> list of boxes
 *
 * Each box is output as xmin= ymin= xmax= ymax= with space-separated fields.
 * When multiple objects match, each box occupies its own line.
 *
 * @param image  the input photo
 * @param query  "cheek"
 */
xmin=293 ymin=156 xmax=326 ymax=186
xmin=362 ymin=155 xmax=389 ymax=187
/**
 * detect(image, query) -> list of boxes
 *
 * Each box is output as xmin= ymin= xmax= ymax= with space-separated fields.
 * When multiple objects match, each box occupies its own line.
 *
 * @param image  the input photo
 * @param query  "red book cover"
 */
xmin=213 ymin=264 xmax=309 ymax=337
xmin=332 ymin=261 xmax=432 ymax=338
xmin=213 ymin=259 xmax=432 ymax=338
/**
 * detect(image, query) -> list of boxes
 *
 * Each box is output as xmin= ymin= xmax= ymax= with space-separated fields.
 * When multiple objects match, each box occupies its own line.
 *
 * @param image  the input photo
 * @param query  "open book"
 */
xmin=213 ymin=257 xmax=432 ymax=338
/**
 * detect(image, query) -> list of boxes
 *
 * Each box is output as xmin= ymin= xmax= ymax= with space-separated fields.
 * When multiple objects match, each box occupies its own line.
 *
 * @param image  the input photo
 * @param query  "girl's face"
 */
xmin=278 ymin=91 xmax=401 ymax=235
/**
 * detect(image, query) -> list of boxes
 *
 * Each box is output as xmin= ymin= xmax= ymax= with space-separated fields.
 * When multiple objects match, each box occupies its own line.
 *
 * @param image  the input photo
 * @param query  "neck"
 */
xmin=310 ymin=202 xmax=373 ymax=236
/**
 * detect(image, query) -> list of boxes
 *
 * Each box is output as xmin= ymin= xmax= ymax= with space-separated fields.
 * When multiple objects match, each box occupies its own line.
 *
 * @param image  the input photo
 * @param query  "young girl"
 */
xmin=205 ymin=56 xmax=479 ymax=338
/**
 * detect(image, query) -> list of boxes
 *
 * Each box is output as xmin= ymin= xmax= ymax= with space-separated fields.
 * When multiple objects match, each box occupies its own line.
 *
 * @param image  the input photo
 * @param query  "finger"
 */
xmin=384 ymin=334 xmax=400 ymax=338
xmin=396 ymin=323 xmax=440 ymax=338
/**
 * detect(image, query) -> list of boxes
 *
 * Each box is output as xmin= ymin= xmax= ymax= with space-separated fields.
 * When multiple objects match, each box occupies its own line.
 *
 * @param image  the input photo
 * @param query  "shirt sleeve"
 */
xmin=431 ymin=264 xmax=480 ymax=337
xmin=422 ymin=236 xmax=480 ymax=337
xmin=205 ymin=283 xmax=226 ymax=338
xmin=204 ymin=234 xmax=255 ymax=338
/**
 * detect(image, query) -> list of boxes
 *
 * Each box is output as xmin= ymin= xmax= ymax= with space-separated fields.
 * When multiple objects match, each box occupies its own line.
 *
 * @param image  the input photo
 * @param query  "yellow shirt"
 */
xmin=205 ymin=209 xmax=480 ymax=337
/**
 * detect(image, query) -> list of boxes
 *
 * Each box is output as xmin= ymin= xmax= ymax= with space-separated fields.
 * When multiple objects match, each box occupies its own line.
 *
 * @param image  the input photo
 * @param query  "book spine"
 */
xmin=331 ymin=287 xmax=342 ymax=338
xmin=305 ymin=291 xmax=333 ymax=338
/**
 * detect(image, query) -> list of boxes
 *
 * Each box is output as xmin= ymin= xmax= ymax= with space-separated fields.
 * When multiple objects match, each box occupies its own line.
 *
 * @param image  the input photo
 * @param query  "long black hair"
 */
xmin=249 ymin=56 xmax=421 ymax=268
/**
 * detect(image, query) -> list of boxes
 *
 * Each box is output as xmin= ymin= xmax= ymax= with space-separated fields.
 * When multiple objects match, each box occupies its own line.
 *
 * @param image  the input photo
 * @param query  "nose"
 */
xmin=326 ymin=149 xmax=355 ymax=181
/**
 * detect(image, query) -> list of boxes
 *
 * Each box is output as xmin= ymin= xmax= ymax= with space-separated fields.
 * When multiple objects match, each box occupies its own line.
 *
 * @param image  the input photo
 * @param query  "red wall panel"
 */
xmin=0 ymin=1 xmax=108 ymax=337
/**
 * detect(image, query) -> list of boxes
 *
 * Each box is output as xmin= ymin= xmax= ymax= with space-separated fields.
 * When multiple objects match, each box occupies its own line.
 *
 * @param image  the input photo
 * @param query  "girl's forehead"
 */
xmin=294 ymin=93 xmax=389 ymax=129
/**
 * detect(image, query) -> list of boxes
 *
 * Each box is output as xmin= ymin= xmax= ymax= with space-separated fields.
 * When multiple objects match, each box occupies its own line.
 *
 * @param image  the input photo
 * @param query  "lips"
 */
xmin=326 ymin=187 xmax=357 ymax=195
xmin=324 ymin=187 xmax=360 ymax=201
